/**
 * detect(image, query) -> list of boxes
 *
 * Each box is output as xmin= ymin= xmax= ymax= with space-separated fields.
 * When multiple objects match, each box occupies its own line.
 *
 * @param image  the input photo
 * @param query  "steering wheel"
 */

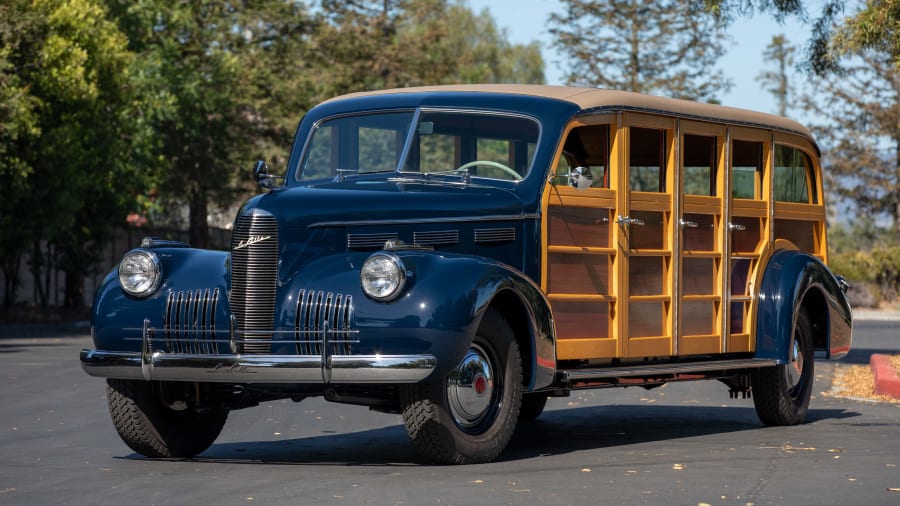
xmin=456 ymin=160 xmax=522 ymax=181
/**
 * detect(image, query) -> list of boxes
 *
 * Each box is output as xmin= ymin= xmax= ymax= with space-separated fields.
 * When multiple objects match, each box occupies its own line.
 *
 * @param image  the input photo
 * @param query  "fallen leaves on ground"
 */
xmin=824 ymin=359 xmax=900 ymax=403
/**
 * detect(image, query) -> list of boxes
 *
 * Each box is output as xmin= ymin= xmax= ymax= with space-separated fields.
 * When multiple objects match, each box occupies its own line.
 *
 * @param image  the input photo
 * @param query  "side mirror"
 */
xmin=253 ymin=160 xmax=284 ymax=190
xmin=568 ymin=166 xmax=593 ymax=190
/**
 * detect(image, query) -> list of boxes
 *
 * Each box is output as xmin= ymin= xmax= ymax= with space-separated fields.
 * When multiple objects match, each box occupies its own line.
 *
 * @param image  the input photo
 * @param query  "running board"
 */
xmin=558 ymin=358 xmax=777 ymax=383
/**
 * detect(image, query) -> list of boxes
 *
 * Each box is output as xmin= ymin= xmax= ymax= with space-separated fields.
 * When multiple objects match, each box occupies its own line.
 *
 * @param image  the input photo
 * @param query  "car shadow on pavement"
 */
xmin=115 ymin=404 xmax=860 ymax=466
xmin=840 ymin=347 xmax=898 ymax=365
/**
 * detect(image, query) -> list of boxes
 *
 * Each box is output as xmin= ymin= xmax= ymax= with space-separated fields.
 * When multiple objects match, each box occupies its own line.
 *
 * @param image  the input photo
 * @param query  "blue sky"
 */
xmin=467 ymin=0 xmax=809 ymax=116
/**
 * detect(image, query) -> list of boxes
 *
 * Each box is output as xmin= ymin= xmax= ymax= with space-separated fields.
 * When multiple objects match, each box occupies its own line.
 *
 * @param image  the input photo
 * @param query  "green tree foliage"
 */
xmin=756 ymin=35 xmax=796 ymax=116
xmin=549 ymin=0 xmax=732 ymax=101
xmin=313 ymin=0 xmax=543 ymax=97
xmin=0 ymin=0 xmax=149 ymax=307
xmin=104 ymin=0 xmax=321 ymax=249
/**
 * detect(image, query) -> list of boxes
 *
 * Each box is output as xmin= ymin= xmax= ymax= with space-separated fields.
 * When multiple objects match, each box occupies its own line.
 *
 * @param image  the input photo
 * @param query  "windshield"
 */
xmin=298 ymin=109 xmax=540 ymax=182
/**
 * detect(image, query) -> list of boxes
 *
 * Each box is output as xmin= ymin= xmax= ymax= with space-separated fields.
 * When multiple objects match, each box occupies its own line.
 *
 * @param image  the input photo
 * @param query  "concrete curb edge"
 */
xmin=870 ymin=354 xmax=900 ymax=399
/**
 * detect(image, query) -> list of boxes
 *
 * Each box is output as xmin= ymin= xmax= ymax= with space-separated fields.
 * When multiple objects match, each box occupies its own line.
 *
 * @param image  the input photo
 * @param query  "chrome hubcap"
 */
xmin=447 ymin=344 xmax=496 ymax=429
xmin=786 ymin=338 xmax=804 ymax=391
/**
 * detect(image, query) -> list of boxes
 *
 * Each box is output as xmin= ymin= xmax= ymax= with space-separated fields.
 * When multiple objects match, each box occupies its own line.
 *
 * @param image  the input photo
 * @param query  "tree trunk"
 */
xmin=189 ymin=191 xmax=209 ymax=249
xmin=31 ymin=240 xmax=48 ymax=308
xmin=64 ymin=268 xmax=84 ymax=308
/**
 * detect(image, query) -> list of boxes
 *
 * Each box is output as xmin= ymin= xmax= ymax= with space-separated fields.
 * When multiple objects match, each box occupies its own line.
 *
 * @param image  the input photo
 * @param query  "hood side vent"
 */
xmin=475 ymin=227 xmax=516 ymax=244
xmin=347 ymin=232 xmax=398 ymax=249
xmin=413 ymin=230 xmax=459 ymax=246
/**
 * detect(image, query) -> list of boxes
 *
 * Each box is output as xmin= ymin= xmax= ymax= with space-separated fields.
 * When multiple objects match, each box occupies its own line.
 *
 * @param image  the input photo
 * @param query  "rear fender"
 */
xmin=755 ymin=249 xmax=852 ymax=363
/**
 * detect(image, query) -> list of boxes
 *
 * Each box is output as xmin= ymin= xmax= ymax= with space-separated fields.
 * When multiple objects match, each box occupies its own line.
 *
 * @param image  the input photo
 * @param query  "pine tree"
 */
xmin=803 ymin=49 xmax=900 ymax=235
xmin=756 ymin=35 xmax=797 ymax=116
xmin=549 ymin=0 xmax=731 ymax=101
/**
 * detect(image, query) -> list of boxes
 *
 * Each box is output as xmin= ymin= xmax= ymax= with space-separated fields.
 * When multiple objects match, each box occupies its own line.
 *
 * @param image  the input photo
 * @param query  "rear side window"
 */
xmin=774 ymin=145 xmax=816 ymax=204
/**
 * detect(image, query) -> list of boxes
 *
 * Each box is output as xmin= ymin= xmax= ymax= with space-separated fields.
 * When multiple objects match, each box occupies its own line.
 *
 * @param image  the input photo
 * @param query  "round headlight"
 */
xmin=118 ymin=249 xmax=161 ymax=298
xmin=361 ymin=253 xmax=406 ymax=301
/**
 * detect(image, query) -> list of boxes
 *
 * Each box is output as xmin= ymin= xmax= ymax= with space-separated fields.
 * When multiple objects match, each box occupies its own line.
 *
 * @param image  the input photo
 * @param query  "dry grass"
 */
xmin=825 ymin=355 xmax=900 ymax=403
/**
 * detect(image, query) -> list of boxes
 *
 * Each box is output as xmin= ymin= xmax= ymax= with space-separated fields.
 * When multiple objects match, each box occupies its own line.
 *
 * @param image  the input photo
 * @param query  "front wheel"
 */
xmin=400 ymin=309 xmax=523 ymax=464
xmin=751 ymin=310 xmax=815 ymax=426
xmin=106 ymin=379 xmax=228 ymax=458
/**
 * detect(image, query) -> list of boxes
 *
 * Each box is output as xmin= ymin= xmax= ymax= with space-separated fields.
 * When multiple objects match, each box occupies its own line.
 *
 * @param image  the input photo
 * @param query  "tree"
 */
xmin=312 ymin=0 xmax=543 ymax=97
xmin=802 ymin=48 xmax=900 ymax=235
xmin=548 ymin=0 xmax=732 ymax=101
xmin=105 ymin=0 xmax=320 ymax=249
xmin=832 ymin=0 xmax=900 ymax=68
xmin=0 ymin=0 xmax=149 ymax=307
xmin=756 ymin=35 xmax=797 ymax=116
xmin=703 ymin=0 xmax=845 ymax=74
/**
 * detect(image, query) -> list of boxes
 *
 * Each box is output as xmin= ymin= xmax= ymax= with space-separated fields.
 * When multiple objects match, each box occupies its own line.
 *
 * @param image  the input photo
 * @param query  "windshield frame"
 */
xmin=294 ymin=107 xmax=542 ymax=184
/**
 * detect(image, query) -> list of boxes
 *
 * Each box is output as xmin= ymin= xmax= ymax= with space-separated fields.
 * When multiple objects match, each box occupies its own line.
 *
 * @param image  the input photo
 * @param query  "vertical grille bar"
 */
xmin=230 ymin=208 xmax=279 ymax=354
xmin=295 ymin=289 xmax=354 ymax=355
xmin=162 ymin=289 xmax=222 ymax=354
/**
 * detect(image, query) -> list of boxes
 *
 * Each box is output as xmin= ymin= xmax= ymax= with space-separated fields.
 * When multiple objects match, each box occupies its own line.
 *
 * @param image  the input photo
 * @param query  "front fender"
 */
xmin=755 ymin=249 xmax=852 ymax=364
xmin=280 ymin=250 xmax=556 ymax=387
xmin=91 ymin=248 xmax=230 ymax=351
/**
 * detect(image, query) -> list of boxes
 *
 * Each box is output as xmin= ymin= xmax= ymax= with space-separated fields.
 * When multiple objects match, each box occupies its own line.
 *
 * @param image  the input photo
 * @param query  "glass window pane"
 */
xmin=774 ymin=145 xmax=814 ymax=203
xmin=630 ymin=127 xmax=666 ymax=192
xmin=731 ymin=140 xmax=763 ymax=199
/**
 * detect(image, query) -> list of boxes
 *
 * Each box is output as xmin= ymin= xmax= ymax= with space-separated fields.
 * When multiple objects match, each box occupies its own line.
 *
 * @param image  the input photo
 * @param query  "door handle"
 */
xmin=616 ymin=215 xmax=645 ymax=227
xmin=729 ymin=222 xmax=746 ymax=232
xmin=679 ymin=219 xmax=698 ymax=228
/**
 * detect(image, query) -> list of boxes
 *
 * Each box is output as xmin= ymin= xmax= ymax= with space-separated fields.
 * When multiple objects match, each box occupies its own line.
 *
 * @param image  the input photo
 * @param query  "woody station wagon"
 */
xmin=81 ymin=85 xmax=852 ymax=464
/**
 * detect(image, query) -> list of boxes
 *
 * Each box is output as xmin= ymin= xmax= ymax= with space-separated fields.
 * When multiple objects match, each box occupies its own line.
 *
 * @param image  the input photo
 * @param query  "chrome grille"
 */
xmin=163 ymin=289 xmax=220 ymax=354
xmin=295 ymin=290 xmax=354 ymax=355
xmin=230 ymin=208 xmax=279 ymax=354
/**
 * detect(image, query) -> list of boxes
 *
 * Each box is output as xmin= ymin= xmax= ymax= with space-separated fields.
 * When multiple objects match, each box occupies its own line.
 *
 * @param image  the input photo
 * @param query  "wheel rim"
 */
xmin=786 ymin=337 xmax=806 ymax=396
xmin=447 ymin=343 xmax=499 ymax=431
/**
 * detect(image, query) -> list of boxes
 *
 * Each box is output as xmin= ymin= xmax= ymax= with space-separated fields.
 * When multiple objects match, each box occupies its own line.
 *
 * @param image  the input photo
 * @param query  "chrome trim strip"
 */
xmin=80 ymin=349 xmax=437 ymax=384
xmin=309 ymin=213 xmax=541 ymax=228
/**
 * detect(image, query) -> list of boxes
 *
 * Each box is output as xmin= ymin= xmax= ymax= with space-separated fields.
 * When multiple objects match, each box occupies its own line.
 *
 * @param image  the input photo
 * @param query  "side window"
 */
xmin=630 ymin=127 xmax=666 ymax=192
xmin=683 ymin=134 xmax=717 ymax=196
xmin=774 ymin=145 xmax=816 ymax=203
xmin=553 ymin=124 xmax=610 ymax=188
xmin=731 ymin=140 xmax=763 ymax=199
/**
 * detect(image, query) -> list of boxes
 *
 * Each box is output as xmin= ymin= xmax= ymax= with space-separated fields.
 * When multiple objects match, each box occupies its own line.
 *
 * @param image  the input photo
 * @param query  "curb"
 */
xmin=870 ymin=354 xmax=900 ymax=399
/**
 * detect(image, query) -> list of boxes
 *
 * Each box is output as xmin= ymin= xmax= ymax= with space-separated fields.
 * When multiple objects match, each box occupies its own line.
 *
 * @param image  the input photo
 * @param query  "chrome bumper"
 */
xmin=80 ymin=349 xmax=437 ymax=384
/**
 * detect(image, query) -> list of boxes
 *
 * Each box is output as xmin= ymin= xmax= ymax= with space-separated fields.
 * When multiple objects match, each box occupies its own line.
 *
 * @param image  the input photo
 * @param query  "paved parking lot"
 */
xmin=1 ymin=321 xmax=898 ymax=505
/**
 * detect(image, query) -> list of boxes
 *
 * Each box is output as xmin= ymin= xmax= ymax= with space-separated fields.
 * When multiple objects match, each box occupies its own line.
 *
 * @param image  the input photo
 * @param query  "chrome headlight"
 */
xmin=361 ymin=253 xmax=406 ymax=301
xmin=118 ymin=249 xmax=161 ymax=298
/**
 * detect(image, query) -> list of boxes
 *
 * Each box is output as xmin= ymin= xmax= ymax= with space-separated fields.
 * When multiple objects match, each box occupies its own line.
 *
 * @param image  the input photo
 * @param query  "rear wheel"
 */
xmin=518 ymin=393 xmax=548 ymax=421
xmin=106 ymin=379 xmax=228 ymax=458
xmin=751 ymin=310 xmax=815 ymax=426
xmin=400 ymin=309 xmax=523 ymax=464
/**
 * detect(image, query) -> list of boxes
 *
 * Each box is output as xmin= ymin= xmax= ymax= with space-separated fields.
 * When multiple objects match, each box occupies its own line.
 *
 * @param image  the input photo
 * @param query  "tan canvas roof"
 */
xmin=326 ymin=84 xmax=815 ymax=143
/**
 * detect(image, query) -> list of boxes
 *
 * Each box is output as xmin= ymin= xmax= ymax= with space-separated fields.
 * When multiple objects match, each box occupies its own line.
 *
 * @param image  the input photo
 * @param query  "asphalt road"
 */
xmin=1 ymin=321 xmax=899 ymax=505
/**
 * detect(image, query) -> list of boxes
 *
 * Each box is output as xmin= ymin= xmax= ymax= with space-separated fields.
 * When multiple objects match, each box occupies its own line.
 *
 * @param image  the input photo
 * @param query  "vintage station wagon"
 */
xmin=81 ymin=85 xmax=852 ymax=464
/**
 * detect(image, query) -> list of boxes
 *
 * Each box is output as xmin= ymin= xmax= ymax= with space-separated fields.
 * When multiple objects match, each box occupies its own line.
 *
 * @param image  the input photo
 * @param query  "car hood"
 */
xmin=243 ymin=179 xmax=528 ymax=231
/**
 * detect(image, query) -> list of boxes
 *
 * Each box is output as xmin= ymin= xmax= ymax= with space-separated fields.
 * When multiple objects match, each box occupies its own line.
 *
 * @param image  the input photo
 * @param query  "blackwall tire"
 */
xmin=106 ymin=379 xmax=228 ymax=458
xmin=519 ymin=393 xmax=548 ymax=421
xmin=400 ymin=309 xmax=523 ymax=464
xmin=751 ymin=310 xmax=815 ymax=426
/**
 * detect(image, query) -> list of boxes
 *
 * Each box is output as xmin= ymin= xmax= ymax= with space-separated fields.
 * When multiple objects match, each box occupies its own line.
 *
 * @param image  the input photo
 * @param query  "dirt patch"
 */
xmin=826 ymin=355 xmax=900 ymax=403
